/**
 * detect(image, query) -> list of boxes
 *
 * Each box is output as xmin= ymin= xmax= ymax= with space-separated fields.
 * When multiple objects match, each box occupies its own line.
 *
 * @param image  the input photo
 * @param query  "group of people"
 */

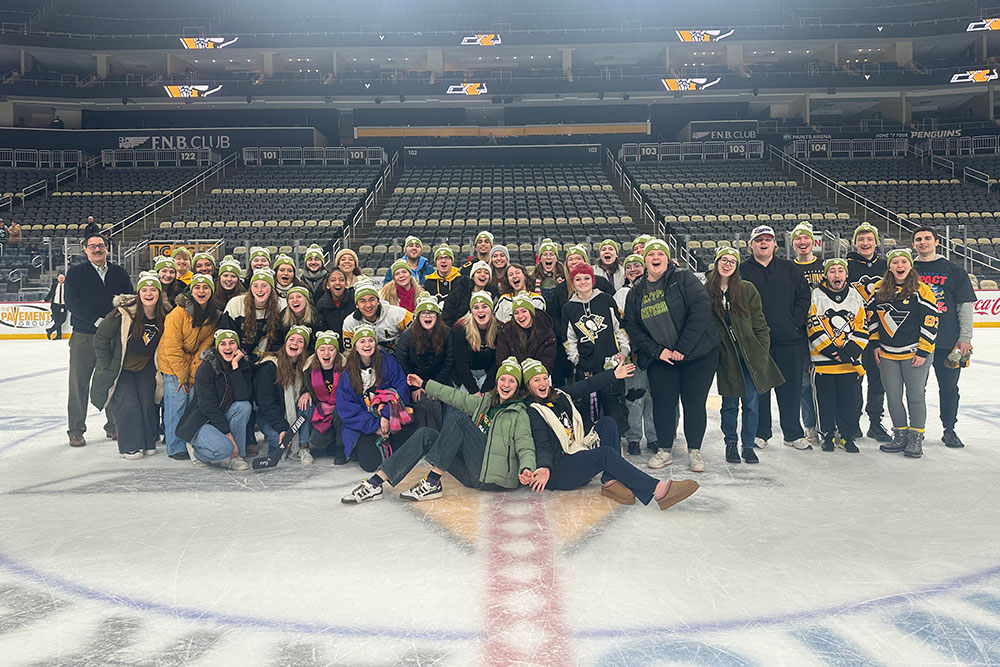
xmin=0 ymin=217 xmax=23 ymax=243
xmin=57 ymin=216 xmax=974 ymax=505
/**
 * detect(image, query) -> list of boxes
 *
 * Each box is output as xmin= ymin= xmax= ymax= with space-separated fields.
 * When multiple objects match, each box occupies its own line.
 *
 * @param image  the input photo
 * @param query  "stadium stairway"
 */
xmin=603 ymin=161 xmax=658 ymax=239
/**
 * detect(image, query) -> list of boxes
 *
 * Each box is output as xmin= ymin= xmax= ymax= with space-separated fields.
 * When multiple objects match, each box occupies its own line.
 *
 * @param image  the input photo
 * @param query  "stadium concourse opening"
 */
xmin=2 ymin=0 xmax=1000 ymax=664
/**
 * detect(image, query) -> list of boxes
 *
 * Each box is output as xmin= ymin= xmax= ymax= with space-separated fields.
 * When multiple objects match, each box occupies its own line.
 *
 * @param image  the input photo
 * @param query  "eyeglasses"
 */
xmin=717 ymin=258 xmax=738 ymax=267
xmin=85 ymin=243 xmax=107 ymax=250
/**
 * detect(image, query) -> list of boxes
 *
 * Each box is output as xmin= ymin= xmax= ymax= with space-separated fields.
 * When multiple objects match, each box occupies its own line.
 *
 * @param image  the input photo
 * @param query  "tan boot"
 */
xmin=600 ymin=481 xmax=636 ymax=505
xmin=656 ymin=479 xmax=699 ymax=510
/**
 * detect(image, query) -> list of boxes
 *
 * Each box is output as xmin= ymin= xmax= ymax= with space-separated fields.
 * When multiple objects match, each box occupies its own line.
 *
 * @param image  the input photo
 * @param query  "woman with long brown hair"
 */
xmin=221 ymin=268 xmax=286 ymax=364
xmin=336 ymin=324 xmax=417 ymax=472
xmin=869 ymin=248 xmax=939 ymax=458
xmin=393 ymin=294 xmax=454 ymax=429
xmin=253 ymin=325 xmax=314 ymax=464
xmin=706 ymin=247 xmax=784 ymax=465
xmin=213 ymin=255 xmax=245 ymax=309
xmin=91 ymin=272 xmax=173 ymax=459
xmin=496 ymin=292 xmax=557 ymax=371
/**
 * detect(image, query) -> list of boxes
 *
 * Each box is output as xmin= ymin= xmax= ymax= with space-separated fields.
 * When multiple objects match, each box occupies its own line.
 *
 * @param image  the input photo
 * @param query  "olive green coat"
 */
xmin=712 ymin=281 xmax=785 ymax=398
xmin=424 ymin=380 xmax=536 ymax=488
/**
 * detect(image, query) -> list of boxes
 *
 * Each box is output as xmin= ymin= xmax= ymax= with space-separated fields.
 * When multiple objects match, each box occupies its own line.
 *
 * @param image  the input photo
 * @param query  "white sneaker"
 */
xmin=342 ymin=479 xmax=384 ymax=504
xmin=120 ymin=451 xmax=144 ymax=460
xmin=298 ymin=448 xmax=314 ymax=465
xmin=754 ymin=437 xmax=769 ymax=448
xmin=399 ymin=477 xmax=443 ymax=502
xmin=216 ymin=456 xmax=249 ymax=471
xmin=647 ymin=449 xmax=673 ymax=469
xmin=186 ymin=442 xmax=206 ymax=467
xmin=784 ymin=437 xmax=814 ymax=451
xmin=805 ymin=427 xmax=821 ymax=448
xmin=688 ymin=449 xmax=706 ymax=473
xmin=143 ymin=448 xmax=157 ymax=456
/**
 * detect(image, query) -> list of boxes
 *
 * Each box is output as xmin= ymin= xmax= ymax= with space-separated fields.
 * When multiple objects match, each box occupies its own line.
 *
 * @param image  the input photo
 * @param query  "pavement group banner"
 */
xmin=0 ymin=301 xmax=71 ymax=339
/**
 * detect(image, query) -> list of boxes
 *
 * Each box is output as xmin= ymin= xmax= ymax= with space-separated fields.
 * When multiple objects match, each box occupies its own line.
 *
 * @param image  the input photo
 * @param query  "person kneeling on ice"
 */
xmin=807 ymin=258 xmax=869 ymax=453
xmin=254 ymin=325 xmax=314 ymax=464
xmin=341 ymin=356 xmax=536 ymax=504
xmin=300 ymin=330 xmax=348 ymax=464
xmin=519 ymin=358 xmax=698 ymax=510
xmin=175 ymin=329 xmax=253 ymax=470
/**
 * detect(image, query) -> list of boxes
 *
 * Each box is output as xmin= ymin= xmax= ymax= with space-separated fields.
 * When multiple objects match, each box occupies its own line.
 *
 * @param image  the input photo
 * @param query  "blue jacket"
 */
xmin=335 ymin=352 xmax=410 ymax=456
xmin=382 ymin=256 xmax=434 ymax=286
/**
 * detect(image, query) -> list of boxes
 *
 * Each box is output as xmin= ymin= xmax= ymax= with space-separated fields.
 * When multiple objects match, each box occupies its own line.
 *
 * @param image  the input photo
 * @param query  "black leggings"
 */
xmin=646 ymin=348 xmax=719 ymax=451
xmin=354 ymin=422 xmax=420 ymax=473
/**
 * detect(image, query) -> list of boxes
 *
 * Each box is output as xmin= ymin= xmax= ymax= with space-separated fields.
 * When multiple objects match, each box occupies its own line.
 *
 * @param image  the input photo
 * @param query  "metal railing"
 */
xmin=769 ymin=145 xmax=1000 ymax=275
xmin=109 ymin=152 xmax=237 ymax=256
xmin=619 ymin=141 xmax=764 ymax=162
xmin=242 ymin=146 xmax=386 ymax=166
xmin=0 ymin=148 xmax=88 ymax=168
xmin=931 ymin=154 xmax=955 ymax=178
xmin=101 ymin=148 xmax=217 ymax=168
xmin=964 ymin=166 xmax=994 ymax=194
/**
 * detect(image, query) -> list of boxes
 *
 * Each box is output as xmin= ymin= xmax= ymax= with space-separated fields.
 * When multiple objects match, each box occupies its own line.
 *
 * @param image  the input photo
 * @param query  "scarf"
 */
xmin=309 ymin=366 xmax=339 ymax=433
xmin=529 ymin=390 xmax=600 ymax=455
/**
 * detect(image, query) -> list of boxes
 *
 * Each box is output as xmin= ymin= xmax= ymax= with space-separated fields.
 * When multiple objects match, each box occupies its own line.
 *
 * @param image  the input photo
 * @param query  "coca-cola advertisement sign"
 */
xmin=974 ymin=290 xmax=1000 ymax=326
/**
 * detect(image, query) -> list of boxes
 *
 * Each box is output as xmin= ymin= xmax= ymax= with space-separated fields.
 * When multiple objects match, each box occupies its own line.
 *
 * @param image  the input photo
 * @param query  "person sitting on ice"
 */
xmin=519 ymin=358 xmax=699 ymax=510
xmin=340 ymin=356 xmax=536 ymax=504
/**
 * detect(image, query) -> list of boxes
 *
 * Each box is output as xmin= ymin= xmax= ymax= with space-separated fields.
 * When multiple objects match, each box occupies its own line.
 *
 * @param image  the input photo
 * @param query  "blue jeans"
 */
xmin=162 ymin=374 xmax=194 ymax=456
xmin=721 ymin=362 xmax=759 ymax=449
xmin=190 ymin=401 xmax=251 ymax=462
xmin=258 ymin=405 xmax=313 ymax=454
xmin=800 ymin=365 xmax=817 ymax=430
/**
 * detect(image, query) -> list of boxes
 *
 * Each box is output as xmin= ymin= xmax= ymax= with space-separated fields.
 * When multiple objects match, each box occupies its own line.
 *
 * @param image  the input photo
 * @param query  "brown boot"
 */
xmin=656 ymin=479 xmax=699 ymax=510
xmin=600 ymin=481 xmax=636 ymax=505
xmin=69 ymin=435 xmax=86 ymax=447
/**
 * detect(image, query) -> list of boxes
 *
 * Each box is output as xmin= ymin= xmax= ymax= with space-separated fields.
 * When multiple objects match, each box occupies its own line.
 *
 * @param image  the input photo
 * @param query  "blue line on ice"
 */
xmin=0 ymin=367 xmax=66 ymax=384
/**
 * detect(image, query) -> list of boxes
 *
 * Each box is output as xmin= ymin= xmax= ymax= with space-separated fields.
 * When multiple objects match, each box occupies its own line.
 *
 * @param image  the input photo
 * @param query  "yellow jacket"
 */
xmin=156 ymin=297 xmax=216 ymax=385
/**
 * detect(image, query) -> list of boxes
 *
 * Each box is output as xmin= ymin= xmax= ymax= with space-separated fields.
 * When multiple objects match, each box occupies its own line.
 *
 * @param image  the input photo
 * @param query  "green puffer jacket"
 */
xmin=712 ymin=281 xmax=785 ymax=398
xmin=424 ymin=380 xmax=536 ymax=488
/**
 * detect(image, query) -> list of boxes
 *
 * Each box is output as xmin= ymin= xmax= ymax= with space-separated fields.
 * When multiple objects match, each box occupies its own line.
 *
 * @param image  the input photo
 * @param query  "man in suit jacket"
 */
xmin=45 ymin=272 xmax=67 ymax=340
xmin=64 ymin=230 xmax=133 ymax=447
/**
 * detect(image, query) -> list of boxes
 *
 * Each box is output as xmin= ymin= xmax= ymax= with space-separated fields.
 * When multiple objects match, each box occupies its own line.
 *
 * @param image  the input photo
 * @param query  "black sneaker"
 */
xmin=844 ymin=439 xmax=859 ymax=453
xmin=742 ymin=447 xmax=759 ymax=464
xmin=646 ymin=440 xmax=658 ymax=453
xmin=821 ymin=437 xmax=835 ymax=452
xmin=169 ymin=451 xmax=191 ymax=460
xmin=942 ymin=429 xmax=965 ymax=449
xmin=725 ymin=441 xmax=741 ymax=463
xmin=867 ymin=422 xmax=892 ymax=443
xmin=627 ymin=441 xmax=641 ymax=455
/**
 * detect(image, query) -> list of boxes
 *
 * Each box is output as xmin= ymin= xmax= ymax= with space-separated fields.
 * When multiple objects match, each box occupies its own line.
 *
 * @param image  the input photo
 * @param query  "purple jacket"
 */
xmin=336 ymin=352 xmax=410 ymax=457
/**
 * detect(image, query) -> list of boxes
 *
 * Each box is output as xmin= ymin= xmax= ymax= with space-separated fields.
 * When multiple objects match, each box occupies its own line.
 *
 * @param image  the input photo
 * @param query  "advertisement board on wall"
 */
xmin=0 ymin=302 xmax=72 ymax=339
xmin=974 ymin=290 xmax=1000 ymax=327
xmin=0 ymin=127 xmax=325 ymax=156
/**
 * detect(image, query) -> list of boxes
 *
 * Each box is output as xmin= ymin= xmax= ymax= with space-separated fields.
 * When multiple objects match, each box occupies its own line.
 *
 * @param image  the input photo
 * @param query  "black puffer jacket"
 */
xmin=623 ymin=265 xmax=720 ymax=369
xmin=315 ymin=287 xmax=355 ymax=351
xmin=495 ymin=309 xmax=558 ymax=371
xmin=394 ymin=326 xmax=455 ymax=385
xmin=176 ymin=348 xmax=253 ymax=440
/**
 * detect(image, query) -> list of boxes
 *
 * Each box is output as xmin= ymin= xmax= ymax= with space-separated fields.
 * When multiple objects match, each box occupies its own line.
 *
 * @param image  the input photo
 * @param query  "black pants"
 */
xmin=572 ymin=368 xmax=627 ymax=435
xmin=813 ymin=373 xmax=862 ymax=441
xmin=757 ymin=343 xmax=805 ymax=442
xmin=646 ymin=348 xmax=719 ymax=451
xmin=860 ymin=344 xmax=885 ymax=424
xmin=354 ymin=422 xmax=420 ymax=473
xmin=67 ymin=332 xmax=115 ymax=438
xmin=308 ymin=413 xmax=344 ymax=458
xmin=48 ymin=304 xmax=66 ymax=339
xmin=932 ymin=341 xmax=961 ymax=429
xmin=108 ymin=363 xmax=157 ymax=454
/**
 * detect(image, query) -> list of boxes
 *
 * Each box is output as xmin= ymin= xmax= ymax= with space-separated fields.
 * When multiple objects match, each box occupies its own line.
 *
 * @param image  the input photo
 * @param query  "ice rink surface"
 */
xmin=0 ymin=333 xmax=999 ymax=666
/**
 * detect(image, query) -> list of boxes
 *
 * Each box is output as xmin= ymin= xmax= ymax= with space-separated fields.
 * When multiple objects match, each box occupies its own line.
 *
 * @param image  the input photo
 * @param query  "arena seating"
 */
xmin=364 ymin=164 xmax=635 ymax=273
xmin=0 ymin=169 xmax=63 ymax=198
xmin=158 ymin=166 xmax=381 ymax=254
xmin=13 ymin=167 xmax=204 ymax=240
xmin=627 ymin=160 xmax=855 ymax=268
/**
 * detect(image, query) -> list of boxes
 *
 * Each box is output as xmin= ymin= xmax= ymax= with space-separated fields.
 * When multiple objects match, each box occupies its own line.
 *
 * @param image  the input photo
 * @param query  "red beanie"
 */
xmin=569 ymin=263 xmax=595 ymax=282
